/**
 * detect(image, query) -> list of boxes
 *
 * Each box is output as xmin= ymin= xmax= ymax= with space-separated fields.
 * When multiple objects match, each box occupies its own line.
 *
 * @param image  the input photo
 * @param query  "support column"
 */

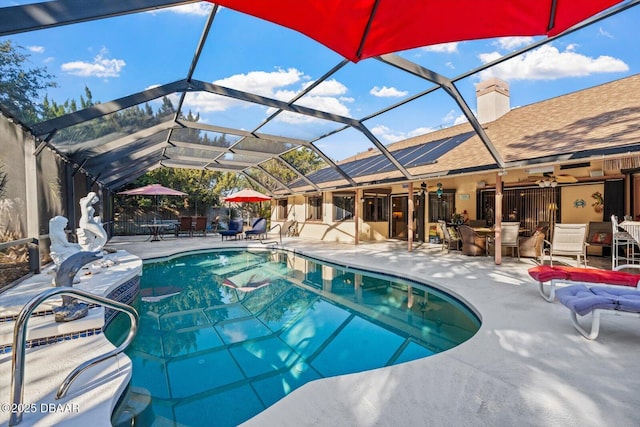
xmin=408 ymin=182 xmax=414 ymax=252
xmin=495 ymin=173 xmax=503 ymax=265
xmin=24 ymin=138 xmax=39 ymax=239
xmin=355 ymin=188 xmax=361 ymax=245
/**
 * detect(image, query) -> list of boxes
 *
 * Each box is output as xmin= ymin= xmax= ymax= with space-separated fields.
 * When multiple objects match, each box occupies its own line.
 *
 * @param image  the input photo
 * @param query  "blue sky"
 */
xmin=4 ymin=1 xmax=640 ymax=162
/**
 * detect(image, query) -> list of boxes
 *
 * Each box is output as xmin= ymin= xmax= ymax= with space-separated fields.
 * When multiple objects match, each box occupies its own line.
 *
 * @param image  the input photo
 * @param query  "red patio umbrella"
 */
xmin=223 ymin=189 xmax=271 ymax=225
xmin=223 ymin=188 xmax=272 ymax=203
xmin=209 ymin=0 xmax=621 ymax=62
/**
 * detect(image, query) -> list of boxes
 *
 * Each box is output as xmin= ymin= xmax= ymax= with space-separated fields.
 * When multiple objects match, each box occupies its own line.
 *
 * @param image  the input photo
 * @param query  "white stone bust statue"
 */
xmin=49 ymin=215 xmax=82 ymax=266
xmin=77 ymin=191 xmax=108 ymax=252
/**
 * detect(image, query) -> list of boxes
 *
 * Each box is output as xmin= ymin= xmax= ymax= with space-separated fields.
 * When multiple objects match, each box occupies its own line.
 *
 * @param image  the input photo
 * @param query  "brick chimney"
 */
xmin=476 ymin=78 xmax=510 ymax=124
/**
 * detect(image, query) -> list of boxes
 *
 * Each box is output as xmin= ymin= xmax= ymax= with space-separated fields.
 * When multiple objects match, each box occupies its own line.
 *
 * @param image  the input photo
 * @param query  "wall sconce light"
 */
xmin=420 ymin=182 xmax=427 ymax=196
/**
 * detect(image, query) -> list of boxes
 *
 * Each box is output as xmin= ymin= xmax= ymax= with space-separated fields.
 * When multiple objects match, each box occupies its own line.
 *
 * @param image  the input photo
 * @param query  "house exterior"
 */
xmin=271 ymin=74 xmax=640 ymax=246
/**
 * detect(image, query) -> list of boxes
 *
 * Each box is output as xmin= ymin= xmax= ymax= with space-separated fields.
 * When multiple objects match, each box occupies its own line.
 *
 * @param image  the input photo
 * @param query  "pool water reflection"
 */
xmin=107 ymin=249 xmax=480 ymax=426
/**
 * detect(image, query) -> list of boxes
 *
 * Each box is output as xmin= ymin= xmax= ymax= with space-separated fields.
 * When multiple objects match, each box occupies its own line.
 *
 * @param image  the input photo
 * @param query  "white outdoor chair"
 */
xmin=500 ymin=222 xmax=521 ymax=261
xmin=611 ymin=214 xmax=637 ymax=268
xmin=543 ymin=223 xmax=589 ymax=267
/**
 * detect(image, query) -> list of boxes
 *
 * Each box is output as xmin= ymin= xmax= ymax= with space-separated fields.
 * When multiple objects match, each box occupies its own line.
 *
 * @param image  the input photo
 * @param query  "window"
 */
xmin=362 ymin=195 xmax=389 ymax=221
xmin=428 ymin=191 xmax=455 ymax=222
xmin=306 ymin=195 xmax=323 ymax=221
xmin=275 ymin=198 xmax=288 ymax=220
xmin=333 ymin=193 xmax=355 ymax=221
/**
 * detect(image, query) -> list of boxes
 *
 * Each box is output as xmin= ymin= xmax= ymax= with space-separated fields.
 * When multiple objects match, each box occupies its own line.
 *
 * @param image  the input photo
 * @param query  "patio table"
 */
xmin=142 ymin=223 xmax=173 ymax=242
xmin=620 ymin=221 xmax=640 ymax=245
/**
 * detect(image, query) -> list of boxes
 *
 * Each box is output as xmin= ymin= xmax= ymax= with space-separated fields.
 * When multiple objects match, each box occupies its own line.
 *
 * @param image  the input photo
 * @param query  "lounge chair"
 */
xmin=556 ymin=284 xmax=640 ymax=339
xmin=220 ymin=218 xmax=244 ymax=240
xmin=528 ymin=264 xmax=640 ymax=302
xmin=244 ymin=217 xmax=267 ymax=239
xmin=543 ymin=223 xmax=589 ymax=267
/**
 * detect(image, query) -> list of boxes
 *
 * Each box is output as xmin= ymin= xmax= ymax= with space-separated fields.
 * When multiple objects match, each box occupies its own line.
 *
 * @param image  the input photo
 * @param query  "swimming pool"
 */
xmin=107 ymin=249 xmax=480 ymax=426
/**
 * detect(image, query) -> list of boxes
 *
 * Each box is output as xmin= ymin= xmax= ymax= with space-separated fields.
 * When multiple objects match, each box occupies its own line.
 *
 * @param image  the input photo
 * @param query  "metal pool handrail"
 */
xmin=261 ymin=223 xmax=282 ymax=245
xmin=9 ymin=286 xmax=139 ymax=426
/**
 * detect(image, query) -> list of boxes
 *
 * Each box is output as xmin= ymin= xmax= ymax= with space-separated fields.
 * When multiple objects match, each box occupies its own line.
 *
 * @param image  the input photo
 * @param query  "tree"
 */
xmin=0 ymin=40 xmax=56 ymax=124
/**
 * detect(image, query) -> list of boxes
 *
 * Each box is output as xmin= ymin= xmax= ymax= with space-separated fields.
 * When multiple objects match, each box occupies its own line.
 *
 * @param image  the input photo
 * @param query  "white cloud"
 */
xmin=302 ymin=79 xmax=347 ymax=96
xmin=442 ymin=110 xmax=456 ymax=123
xmin=370 ymin=86 xmax=408 ymax=97
xmin=61 ymin=48 xmax=126 ymax=78
xmin=183 ymin=69 xmax=352 ymax=121
xmin=598 ymin=27 xmax=613 ymax=39
xmin=421 ymin=42 xmax=459 ymax=53
xmin=371 ymin=124 xmax=437 ymax=144
xmin=453 ymin=114 xmax=469 ymax=125
xmin=478 ymin=44 xmax=629 ymax=81
xmin=27 ymin=45 xmax=44 ymax=54
xmin=153 ymin=3 xmax=213 ymax=16
xmin=215 ymin=68 xmax=304 ymax=100
xmin=494 ymin=37 xmax=535 ymax=51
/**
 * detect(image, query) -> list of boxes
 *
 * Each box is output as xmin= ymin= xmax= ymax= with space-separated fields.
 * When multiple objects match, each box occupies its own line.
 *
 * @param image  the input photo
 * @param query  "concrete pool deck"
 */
xmin=108 ymin=234 xmax=640 ymax=427
xmin=2 ymin=234 xmax=639 ymax=426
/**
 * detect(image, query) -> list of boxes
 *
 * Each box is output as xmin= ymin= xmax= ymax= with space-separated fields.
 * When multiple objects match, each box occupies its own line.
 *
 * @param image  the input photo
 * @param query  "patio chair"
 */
xmin=438 ymin=220 xmax=460 ymax=253
xmin=457 ymin=224 xmax=487 ymax=256
xmin=497 ymin=222 xmax=521 ymax=261
xmin=519 ymin=226 xmax=548 ymax=259
xmin=611 ymin=214 xmax=637 ymax=268
xmin=543 ymin=223 xmax=589 ymax=267
xmin=245 ymin=217 xmax=267 ymax=239
xmin=221 ymin=218 xmax=244 ymax=240
xmin=175 ymin=216 xmax=193 ymax=237
xmin=193 ymin=216 xmax=207 ymax=237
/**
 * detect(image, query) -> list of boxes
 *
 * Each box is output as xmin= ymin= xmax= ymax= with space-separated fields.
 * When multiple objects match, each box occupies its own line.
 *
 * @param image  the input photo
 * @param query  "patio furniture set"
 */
xmin=438 ymin=221 xmax=545 ymax=259
xmin=528 ymin=216 xmax=640 ymax=340
xmin=220 ymin=218 xmax=268 ymax=240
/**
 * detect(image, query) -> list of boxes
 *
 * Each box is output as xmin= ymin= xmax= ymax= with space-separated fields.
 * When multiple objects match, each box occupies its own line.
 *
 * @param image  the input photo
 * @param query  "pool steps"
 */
xmin=0 ymin=306 xmax=104 ymax=350
xmin=0 ymin=250 xmax=142 ymax=426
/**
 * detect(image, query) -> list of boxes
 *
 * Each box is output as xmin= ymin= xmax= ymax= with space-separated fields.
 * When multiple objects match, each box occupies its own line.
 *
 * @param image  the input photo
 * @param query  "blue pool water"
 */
xmin=107 ymin=249 xmax=480 ymax=426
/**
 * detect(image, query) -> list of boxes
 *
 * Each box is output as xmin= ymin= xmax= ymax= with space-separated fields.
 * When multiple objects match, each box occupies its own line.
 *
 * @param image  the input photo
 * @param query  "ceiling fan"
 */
xmin=530 ymin=172 xmax=578 ymax=187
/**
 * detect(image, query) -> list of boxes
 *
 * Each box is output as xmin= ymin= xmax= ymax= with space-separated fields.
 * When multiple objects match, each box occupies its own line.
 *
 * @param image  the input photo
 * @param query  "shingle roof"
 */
xmin=296 ymin=72 xmax=640 ymax=190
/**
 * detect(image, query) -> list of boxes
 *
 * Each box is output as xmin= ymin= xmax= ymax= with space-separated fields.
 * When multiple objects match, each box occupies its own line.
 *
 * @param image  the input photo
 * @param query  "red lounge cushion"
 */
xmin=528 ymin=266 xmax=570 ymax=282
xmin=528 ymin=265 xmax=640 ymax=288
xmin=566 ymin=269 xmax=640 ymax=288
